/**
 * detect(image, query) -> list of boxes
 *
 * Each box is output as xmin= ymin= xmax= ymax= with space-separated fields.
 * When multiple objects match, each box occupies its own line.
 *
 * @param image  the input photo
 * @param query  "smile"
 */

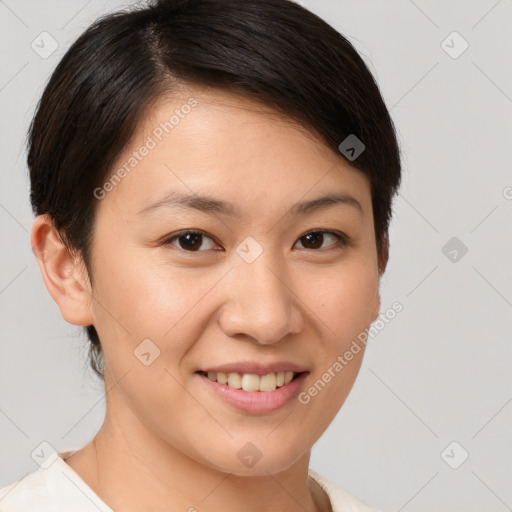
xmin=195 ymin=370 xmax=309 ymax=414
xmin=197 ymin=370 xmax=300 ymax=392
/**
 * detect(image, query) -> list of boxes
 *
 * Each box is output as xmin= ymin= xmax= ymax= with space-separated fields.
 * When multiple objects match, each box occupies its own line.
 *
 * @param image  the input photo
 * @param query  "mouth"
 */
xmin=195 ymin=370 xmax=309 ymax=414
xmin=195 ymin=370 xmax=305 ymax=392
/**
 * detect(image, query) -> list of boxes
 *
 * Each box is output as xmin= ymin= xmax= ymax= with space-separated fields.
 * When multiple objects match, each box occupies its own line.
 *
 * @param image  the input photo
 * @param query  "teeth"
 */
xmin=204 ymin=371 xmax=298 ymax=391
xmin=241 ymin=373 xmax=260 ymax=391
xmin=259 ymin=373 xmax=277 ymax=392
xmin=227 ymin=372 xmax=242 ymax=389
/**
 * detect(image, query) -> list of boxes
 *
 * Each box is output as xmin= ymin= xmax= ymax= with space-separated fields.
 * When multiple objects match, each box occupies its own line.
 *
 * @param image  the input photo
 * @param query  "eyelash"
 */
xmin=160 ymin=229 xmax=351 ymax=253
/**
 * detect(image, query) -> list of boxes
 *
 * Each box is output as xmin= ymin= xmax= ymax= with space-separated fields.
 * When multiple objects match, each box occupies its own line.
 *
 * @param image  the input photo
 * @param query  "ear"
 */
xmin=31 ymin=214 xmax=94 ymax=326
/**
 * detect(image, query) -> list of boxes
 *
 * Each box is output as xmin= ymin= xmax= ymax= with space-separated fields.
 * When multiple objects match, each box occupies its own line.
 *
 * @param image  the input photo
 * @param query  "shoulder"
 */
xmin=0 ymin=450 xmax=112 ymax=512
xmin=0 ymin=465 xmax=54 ymax=512
xmin=308 ymin=468 xmax=385 ymax=512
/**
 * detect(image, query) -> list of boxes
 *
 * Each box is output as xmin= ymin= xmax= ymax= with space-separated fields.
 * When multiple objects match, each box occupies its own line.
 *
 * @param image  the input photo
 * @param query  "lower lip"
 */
xmin=196 ymin=372 xmax=309 ymax=414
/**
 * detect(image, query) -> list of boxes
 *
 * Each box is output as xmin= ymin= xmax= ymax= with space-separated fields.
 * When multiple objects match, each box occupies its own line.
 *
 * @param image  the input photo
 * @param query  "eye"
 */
xmin=161 ymin=229 xmax=349 ymax=253
xmin=162 ymin=230 xmax=220 ymax=252
xmin=294 ymin=230 xmax=349 ymax=251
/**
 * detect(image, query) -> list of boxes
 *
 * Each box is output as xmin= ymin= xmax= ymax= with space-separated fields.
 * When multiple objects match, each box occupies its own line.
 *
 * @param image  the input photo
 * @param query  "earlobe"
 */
xmin=31 ymin=214 xmax=94 ymax=326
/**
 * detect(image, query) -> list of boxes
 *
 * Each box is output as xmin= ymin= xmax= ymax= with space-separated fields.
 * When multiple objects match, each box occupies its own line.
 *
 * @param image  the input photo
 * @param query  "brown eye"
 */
xmin=295 ymin=230 xmax=347 ymax=250
xmin=163 ymin=230 xmax=219 ymax=252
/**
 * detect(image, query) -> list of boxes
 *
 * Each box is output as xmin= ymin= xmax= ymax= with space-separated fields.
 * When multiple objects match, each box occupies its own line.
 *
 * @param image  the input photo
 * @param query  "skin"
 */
xmin=31 ymin=85 xmax=387 ymax=512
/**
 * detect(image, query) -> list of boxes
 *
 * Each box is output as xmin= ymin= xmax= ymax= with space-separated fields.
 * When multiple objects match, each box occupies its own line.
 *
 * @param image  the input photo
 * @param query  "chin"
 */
xmin=200 ymin=439 xmax=308 ymax=477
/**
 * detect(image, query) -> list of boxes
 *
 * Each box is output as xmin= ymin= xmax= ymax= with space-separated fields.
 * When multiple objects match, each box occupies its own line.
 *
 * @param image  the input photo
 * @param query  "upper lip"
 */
xmin=197 ymin=362 xmax=309 ymax=376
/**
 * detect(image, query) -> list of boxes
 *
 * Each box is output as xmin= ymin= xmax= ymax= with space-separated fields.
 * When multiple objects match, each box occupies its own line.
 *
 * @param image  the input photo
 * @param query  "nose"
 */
xmin=218 ymin=250 xmax=304 ymax=345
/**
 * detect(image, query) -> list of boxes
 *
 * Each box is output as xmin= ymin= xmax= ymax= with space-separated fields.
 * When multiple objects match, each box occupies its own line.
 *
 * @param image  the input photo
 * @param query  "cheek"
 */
xmin=93 ymin=249 xmax=187 ymax=327
xmin=307 ymin=260 xmax=379 ymax=342
xmin=295 ymin=265 xmax=377 ymax=429
xmin=298 ymin=260 xmax=377 ymax=401
xmin=91 ymin=251 xmax=227 ymax=364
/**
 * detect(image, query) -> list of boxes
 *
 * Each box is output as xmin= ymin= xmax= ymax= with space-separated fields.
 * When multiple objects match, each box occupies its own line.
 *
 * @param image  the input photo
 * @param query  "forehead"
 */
xmin=96 ymin=84 xmax=371 ymax=220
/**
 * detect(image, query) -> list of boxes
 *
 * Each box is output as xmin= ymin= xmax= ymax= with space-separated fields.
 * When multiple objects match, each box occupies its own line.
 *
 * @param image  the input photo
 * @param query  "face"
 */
xmin=75 ymin=86 xmax=382 ymax=475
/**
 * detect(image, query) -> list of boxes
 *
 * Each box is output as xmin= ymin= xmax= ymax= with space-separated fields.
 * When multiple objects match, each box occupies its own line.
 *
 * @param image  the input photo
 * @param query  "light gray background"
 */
xmin=1 ymin=1 xmax=511 ymax=511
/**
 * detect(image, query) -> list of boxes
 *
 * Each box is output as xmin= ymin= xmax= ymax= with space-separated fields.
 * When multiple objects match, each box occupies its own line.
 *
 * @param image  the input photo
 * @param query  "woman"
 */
xmin=0 ymin=0 xmax=401 ymax=510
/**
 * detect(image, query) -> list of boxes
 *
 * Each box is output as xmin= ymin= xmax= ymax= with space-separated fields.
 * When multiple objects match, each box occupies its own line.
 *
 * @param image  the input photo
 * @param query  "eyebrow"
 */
xmin=137 ymin=190 xmax=363 ymax=218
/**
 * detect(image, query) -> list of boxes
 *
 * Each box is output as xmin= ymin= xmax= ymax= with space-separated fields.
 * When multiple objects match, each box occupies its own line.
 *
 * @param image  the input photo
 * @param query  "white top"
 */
xmin=0 ymin=448 xmax=383 ymax=512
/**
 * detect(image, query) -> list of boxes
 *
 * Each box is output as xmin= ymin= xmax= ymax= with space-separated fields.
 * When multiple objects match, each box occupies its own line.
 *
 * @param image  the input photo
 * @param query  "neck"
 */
xmin=65 ymin=405 xmax=328 ymax=512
